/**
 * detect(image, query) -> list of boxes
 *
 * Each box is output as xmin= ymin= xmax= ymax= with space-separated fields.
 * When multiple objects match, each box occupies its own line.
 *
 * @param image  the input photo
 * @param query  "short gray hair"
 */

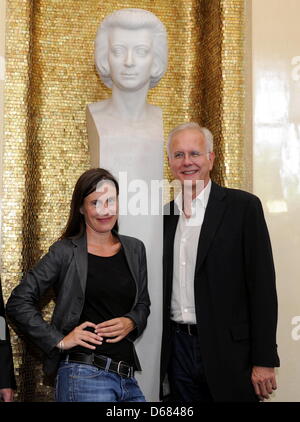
xmin=95 ymin=8 xmax=168 ymax=89
xmin=167 ymin=122 xmax=214 ymax=157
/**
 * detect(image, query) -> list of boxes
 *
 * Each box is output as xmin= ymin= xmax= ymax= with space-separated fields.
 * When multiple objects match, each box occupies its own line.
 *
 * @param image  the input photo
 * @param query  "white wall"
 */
xmin=252 ymin=0 xmax=300 ymax=402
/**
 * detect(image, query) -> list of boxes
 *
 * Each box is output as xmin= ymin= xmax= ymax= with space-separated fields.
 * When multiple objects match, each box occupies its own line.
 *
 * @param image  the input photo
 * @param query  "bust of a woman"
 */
xmin=86 ymin=8 xmax=168 ymax=169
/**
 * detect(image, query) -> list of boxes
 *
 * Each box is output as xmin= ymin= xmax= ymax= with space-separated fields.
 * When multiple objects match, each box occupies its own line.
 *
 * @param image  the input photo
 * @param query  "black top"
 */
xmin=73 ymin=247 xmax=136 ymax=365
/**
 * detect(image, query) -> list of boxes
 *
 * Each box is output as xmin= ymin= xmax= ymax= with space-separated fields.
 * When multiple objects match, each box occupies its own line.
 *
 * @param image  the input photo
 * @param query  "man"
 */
xmin=160 ymin=122 xmax=279 ymax=402
xmin=0 ymin=278 xmax=16 ymax=401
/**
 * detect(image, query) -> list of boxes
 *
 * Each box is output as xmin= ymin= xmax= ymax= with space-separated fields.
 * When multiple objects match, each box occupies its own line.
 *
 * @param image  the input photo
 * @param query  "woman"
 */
xmin=6 ymin=168 xmax=150 ymax=402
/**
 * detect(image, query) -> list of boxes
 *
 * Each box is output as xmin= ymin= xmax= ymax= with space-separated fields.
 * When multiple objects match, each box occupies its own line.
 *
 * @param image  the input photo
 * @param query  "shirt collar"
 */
xmin=174 ymin=179 xmax=212 ymax=215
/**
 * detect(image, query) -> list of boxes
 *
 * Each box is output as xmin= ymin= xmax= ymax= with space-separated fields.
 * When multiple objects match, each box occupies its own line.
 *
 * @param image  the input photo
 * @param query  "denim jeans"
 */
xmin=55 ymin=361 xmax=146 ymax=402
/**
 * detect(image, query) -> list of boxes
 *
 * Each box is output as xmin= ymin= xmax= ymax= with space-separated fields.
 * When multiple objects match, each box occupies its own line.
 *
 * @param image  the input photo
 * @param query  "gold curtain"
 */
xmin=2 ymin=0 xmax=246 ymax=401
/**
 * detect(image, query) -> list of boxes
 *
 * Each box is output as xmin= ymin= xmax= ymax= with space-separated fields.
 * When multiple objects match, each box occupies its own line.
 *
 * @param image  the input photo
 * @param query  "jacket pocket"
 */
xmin=230 ymin=323 xmax=250 ymax=341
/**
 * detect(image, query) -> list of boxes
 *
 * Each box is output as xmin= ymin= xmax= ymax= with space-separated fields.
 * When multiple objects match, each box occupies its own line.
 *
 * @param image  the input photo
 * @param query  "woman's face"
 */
xmin=80 ymin=181 xmax=118 ymax=235
xmin=107 ymin=27 xmax=155 ymax=92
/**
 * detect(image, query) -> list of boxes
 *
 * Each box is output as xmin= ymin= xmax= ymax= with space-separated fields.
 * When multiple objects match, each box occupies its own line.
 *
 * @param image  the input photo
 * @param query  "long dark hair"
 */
xmin=60 ymin=168 xmax=119 ymax=239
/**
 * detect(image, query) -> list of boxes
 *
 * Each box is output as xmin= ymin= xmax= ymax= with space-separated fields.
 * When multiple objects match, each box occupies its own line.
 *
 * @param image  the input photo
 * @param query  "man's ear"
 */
xmin=209 ymin=151 xmax=216 ymax=169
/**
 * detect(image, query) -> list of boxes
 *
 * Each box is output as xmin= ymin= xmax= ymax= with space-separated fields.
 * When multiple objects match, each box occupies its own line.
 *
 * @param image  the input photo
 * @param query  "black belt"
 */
xmin=64 ymin=352 xmax=134 ymax=378
xmin=172 ymin=321 xmax=198 ymax=336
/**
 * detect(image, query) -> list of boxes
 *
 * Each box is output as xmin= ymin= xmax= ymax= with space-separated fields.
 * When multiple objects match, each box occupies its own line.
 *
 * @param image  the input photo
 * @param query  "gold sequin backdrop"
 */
xmin=2 ymin=0 xmax=246 ymax=401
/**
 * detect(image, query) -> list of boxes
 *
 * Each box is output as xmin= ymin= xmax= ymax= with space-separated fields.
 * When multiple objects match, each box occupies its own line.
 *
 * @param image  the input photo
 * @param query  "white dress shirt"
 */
xmin=170 ymin=180 xmax=212 ymax=324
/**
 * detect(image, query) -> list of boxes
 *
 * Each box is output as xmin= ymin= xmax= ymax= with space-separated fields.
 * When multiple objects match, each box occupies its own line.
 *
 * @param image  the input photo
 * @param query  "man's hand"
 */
xmin=251 ymin=366 xmax=277 ymax=400
xmin=95 ymin=317 xmax=135 ymax=343
xmin=0 ymin=388 xmax=14 ymax=402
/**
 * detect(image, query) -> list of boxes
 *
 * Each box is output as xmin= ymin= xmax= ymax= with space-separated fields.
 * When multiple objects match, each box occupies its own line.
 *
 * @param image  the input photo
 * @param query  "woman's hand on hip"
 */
xmin=58 ymin=321 xmax=103 ymax=350
xmin=95 ymin=317 xmax=135 ymax=343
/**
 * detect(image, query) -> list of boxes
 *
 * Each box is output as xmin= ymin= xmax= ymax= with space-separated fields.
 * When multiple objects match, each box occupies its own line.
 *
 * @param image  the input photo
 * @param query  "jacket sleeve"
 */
xmin=6 ymin=242 xmax=65 ymax=357
xmin=0 ymin=283 xmax=16 ymax=390
xmin=124 ymin=241 xmax=151 ymax=342
xmin=244 ymin=196 xmax=280 ymax=367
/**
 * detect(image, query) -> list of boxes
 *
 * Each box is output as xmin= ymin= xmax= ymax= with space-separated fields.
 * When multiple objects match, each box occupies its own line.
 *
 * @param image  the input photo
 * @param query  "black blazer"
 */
xmin=160 ymin=182 xmax=279 ymax=402
xmin=0 ymin=279 xmax=16 ymax=390
xmin=6 ymin=232 xmax=150 ymax=378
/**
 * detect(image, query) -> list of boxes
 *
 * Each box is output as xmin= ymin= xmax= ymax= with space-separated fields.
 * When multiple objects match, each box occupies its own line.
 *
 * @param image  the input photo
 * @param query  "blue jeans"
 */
xmin=55 ymin=361 xmax=146 ymax=402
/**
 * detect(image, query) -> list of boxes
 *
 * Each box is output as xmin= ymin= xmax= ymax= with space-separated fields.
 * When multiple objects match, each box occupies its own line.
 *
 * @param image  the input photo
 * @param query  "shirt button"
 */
xmin=181 ymin=262 xmax=186 ymax=266
xmin=182 ymin=238 xmax=186 ymax=242
xmin=184 ymin=309 xmax=188 ymax=313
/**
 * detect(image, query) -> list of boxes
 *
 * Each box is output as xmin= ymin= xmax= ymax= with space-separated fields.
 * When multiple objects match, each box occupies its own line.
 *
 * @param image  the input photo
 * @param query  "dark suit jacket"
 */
xmin=6 ymin=232 xmax=150 ymax=379
xmin=0 ymin=279 xmax=16 ymax=390
xmin=160 ymin=182 xmax=279 ymax=402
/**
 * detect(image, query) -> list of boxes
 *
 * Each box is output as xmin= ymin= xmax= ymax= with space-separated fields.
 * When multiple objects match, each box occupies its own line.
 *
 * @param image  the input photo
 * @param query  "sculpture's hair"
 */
xmin=95 ymin=8 xmax=168 ymax=89
xmin=167 ymin=122 xmax=214 ymax=156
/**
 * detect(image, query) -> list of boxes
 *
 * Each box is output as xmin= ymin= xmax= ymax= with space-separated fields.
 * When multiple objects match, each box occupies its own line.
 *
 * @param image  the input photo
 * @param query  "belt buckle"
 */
xmin=187 ymin=324 xmax=192 ymax=336
xmin=117 ymin=360 xmax=132 ymax=378
xmin=117 ymin=360 xmax=125 ymax=377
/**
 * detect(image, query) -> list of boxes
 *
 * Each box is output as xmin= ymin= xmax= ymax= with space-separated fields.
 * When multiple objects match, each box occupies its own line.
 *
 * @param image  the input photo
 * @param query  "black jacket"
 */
xmin=0 ymin=279 xmax=16 ymax=390
xmin=160 ymin=182 xmax=279 ymax=401
xmin=6 ymin=232 xmax=150 ymax=378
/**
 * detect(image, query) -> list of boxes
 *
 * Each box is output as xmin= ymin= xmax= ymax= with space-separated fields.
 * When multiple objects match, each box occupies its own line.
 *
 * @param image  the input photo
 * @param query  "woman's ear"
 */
xmin=151 ymin=59 xmax=162 ymax=79
xmin=79 ymin=207 xmax=84 ymax=215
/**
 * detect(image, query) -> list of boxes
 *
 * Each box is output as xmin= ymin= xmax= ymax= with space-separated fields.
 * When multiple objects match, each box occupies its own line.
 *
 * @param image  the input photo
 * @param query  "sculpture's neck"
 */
xmin=110 ymin=85 xmax=150 ymax=122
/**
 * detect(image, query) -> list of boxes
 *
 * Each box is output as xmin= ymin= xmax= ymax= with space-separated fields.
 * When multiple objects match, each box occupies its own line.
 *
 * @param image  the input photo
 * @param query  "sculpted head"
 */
xmin=95 ymin=8 xmax=168 ymax=90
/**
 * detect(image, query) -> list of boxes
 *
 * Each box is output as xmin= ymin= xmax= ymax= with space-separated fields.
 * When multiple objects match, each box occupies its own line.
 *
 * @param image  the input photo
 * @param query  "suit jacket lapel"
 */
xmin=195 ymin=182 xmax=227 ymax=273
xmin=164 ymin=201 xmax=179 ymax=305
xmin=72 ymin=234 xmax=88 ymax=294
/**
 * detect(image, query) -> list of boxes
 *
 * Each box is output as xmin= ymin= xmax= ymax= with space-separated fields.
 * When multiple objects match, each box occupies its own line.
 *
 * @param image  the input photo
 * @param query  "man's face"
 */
xmin=168 ymin=128 xmax=215 ymax=188
xmin=108 ymin=27 xmax=154 ymax=91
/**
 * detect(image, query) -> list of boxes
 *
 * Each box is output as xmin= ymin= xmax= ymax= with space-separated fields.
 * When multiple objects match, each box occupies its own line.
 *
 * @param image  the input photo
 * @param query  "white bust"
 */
xmin=86 ymin=8 xmax=168 ymax=166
